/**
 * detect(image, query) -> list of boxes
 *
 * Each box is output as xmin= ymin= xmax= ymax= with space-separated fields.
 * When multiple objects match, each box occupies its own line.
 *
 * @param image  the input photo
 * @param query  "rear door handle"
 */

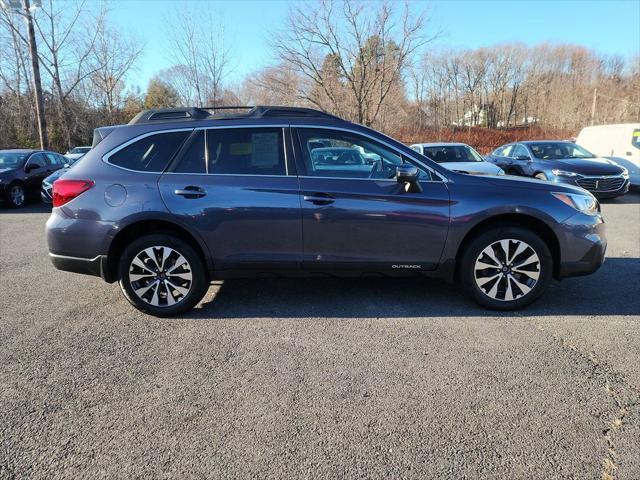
xmin=303 ymin=193 xmax=335 ymax=205
xmin=174 ymin=186 xmax=206 ymax=198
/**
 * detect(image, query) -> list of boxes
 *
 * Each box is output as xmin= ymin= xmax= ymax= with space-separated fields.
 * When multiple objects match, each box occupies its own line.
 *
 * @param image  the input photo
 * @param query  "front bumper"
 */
xmin=557 ymin=211 xmax=607 ymax=278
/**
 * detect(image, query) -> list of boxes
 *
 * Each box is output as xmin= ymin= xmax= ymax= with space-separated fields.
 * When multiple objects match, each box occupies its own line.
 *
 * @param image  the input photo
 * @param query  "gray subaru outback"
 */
xmin=46 ymin=106 xmax=606 ymax=316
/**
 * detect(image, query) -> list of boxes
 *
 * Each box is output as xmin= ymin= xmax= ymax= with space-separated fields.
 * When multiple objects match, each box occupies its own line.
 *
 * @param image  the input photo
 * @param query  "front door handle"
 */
xmin=303 ymin=193 xmax=335 ymax=205
xmin=175 ymin=186 xmax=206 ymax=198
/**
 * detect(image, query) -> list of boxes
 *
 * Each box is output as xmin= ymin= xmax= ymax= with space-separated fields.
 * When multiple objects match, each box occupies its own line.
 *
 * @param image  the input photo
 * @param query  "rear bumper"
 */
xmin=49 ymin=253 xmax=107 ymax=279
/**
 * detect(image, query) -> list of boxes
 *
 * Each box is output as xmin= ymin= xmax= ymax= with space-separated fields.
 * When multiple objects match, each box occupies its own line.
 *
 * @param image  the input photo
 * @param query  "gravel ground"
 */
xmin=1 ymin=192 xmax=639 ymax=479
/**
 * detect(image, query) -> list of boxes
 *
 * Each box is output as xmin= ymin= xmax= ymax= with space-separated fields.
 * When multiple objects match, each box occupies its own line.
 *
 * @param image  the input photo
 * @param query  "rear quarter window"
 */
xmin=632 ymin=129 xmax=640 ymax=149
xmin=107 ymin=130 xmax=191 ymax=172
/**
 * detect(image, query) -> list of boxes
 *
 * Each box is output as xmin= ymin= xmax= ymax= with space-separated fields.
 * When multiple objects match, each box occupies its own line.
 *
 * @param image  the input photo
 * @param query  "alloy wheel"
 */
xmin=10 ymin=185 xmax=25 ymax=207
xmin=128 ymin=246 xmax=193 ymax=307
xmin=473 ymin=239 xmax=541 ymax=302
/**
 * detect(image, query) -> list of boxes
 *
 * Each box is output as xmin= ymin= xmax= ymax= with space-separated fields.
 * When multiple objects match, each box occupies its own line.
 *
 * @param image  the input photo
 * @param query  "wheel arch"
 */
xmin=104 ymin=218 xmax=210 ymax=283
xmin=454 ymin=213 xmax=561 ymax=279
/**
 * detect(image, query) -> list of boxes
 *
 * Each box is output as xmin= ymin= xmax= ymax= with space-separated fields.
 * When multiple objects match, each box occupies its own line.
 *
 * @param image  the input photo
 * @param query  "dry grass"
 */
xmin=392 ymin=125 xmax=575 ymax=155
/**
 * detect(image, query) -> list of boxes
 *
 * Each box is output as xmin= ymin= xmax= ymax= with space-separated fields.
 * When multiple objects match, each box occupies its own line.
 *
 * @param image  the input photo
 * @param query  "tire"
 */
xmin=534 ymin=173 xmax=548 ymax=181
xmin=460 ymin=227 xmax=553 ymax=310
xmin=118 ymin=234 xmax=209 ymax=317
xmin=8 ymin=182 xmax=26 ymax=208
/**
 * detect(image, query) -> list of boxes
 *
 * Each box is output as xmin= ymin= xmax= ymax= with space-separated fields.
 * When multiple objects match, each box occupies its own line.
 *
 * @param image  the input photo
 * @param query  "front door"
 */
xmin=293 ymin=127 xmax=450 ymax=273
xmin=159 ymin=126 xmax=302 ymax=271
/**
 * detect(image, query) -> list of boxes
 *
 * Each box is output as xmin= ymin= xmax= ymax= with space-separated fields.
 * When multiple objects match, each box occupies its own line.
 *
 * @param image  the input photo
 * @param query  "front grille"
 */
xmin=576 ymin=176 xmax=625 ymax=192
xmin=41 ymin=181 xmax=52 ymax=201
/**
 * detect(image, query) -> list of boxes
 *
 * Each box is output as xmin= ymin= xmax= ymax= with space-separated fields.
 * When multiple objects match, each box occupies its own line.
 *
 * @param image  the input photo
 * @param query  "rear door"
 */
xmin=488 ymin=144 xmax=514 ymax=171
xmin=158 ymin=126 xmax=302 ymax=272
xmin=293 ymin=127 xmax=450 ymax=273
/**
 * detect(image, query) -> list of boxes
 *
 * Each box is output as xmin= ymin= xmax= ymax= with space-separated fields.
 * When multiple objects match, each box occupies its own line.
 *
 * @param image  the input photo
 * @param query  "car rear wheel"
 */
xmin=8 ymin=183 xmax=26 ymax=208
xmin=461 ymin=227 xmax=553 ymax=310
xmin=118 ymin=234 xmax=209 ymax=317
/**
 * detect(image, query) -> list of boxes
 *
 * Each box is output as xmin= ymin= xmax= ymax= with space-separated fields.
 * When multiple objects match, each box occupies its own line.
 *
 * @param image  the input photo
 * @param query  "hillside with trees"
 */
xmin=1 ymin=0 xmax=638 ymax=153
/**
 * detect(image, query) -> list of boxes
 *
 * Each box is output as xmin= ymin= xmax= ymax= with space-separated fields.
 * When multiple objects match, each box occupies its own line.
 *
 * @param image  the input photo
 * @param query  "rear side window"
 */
xmin=633 ymin=129 xmax=640 ymax=149
xmin=207 ymin=128 xmax=286 ymax=175
xmin=108 ymin=131 xmax=190 ymax=172
xmin=171 ymin=130 xmax=206 ymax=173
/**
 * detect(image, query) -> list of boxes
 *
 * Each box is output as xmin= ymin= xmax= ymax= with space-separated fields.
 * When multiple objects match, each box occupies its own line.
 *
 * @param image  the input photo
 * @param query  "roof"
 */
xmin=521 ymin=140 xmax=574 ymax=144
xmin=0 ymin=149 xmax=39 ymax=153
xmin=412 ymin=142 xmax=469 ymax=147
xmin=128 ymin=106 xmax=344 ymax=125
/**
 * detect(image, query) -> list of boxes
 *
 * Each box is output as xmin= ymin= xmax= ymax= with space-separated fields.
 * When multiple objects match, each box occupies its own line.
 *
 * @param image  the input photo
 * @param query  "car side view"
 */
xmin=409 ymin=142 xmax=504 ymax=176
xmin=0 ymin=149 xmax=67 ymax=207
xmin=47 ymin=106 xmax=607 ymax=316
xmin=486 ymin=141 xmax=629 ymax=198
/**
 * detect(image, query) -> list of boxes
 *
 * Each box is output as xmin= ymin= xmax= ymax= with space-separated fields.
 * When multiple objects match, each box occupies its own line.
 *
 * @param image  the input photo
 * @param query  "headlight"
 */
xmin=552 ymin=192 xmax=598 ymax=215
xmin=552 ymin=169 xmax=581 ymax=177
xmin=621 ymin=168 xmax=629 ymax=178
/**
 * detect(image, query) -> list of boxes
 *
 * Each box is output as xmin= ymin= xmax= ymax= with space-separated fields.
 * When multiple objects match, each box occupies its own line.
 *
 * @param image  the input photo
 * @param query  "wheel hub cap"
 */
xmin=129 ymin=246 xmax=193 ymax=307
xmin=474 ymin=239 xmax=541 ymax=302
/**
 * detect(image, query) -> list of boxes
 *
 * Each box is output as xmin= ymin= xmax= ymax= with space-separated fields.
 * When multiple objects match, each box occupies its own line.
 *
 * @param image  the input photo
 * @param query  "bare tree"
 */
xmin=272 ymin=0 xmax=433 ymax=127
xmin=89 ymin=23 xmax=143 ymax=119
xmin=165 ymin=10 xmax=229 ymax=106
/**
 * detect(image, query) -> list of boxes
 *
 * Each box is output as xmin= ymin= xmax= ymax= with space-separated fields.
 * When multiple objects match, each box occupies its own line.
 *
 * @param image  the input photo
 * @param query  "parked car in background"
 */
xmin=486 ymin=141 xmax=629 ymax=198
xmin=47 ymin=106 xmax=607 ymax=317
xmin=410 ymin=143 xmax=504 ymax=176
xmin=576 ymin=123 xmax=640 ymax=186
xmin=64 ymin=146 xmax=91 ymax=162
xmin=0 ymin=149 xmax=67 ymax=207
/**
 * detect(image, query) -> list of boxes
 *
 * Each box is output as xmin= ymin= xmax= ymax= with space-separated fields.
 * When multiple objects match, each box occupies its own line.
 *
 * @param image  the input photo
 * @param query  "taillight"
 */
xmin=52 ymin=179 xmax=95 ymax=207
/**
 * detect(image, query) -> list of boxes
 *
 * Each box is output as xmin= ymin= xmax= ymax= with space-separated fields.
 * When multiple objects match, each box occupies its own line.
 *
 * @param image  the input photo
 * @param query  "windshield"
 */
xmin=0 ymin=152 xmax=28 ymax=169
xmin=423 ymin=145 xmax=484 ymax=163
xmin=71 ymin=147 xmax=90 ymax=154
xmin=528 ymin=142 xmax=595 ymax=160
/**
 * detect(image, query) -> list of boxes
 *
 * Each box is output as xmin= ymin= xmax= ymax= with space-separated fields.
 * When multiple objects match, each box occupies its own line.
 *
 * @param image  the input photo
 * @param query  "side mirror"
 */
xmin=516 ymin=155 xmax=531 ymax=161
xmin=63 ymin=163 xmax=70 ymax=168
xmin=25 ymin=163 xmax=40 ymax=172
xmin=396 ymin=164 xmax=422 ymax=193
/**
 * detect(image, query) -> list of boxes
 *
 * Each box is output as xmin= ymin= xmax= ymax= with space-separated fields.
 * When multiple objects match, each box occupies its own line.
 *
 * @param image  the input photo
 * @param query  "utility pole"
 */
xmin=22 ymin=0 xmax=48 ymax=149
xmin=590 ymin=87 xmax=597 ymax=126
xmin=0 ymin=0 xmax=47 ymax=149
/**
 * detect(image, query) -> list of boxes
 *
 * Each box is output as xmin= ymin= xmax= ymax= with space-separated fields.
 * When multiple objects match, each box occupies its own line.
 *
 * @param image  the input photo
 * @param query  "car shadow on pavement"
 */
xmin=0 ymin=202 xmax=51 ymax=214
xmin=186 ymin=257 xmax=640 ymax=319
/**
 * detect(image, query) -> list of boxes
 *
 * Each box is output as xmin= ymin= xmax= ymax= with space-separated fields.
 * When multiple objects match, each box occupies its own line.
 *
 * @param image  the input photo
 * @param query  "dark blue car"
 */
xmin=46 ymin=107 xmax=607 ymax=316
xmin=486 ymin=141 xmax=629 ymax=198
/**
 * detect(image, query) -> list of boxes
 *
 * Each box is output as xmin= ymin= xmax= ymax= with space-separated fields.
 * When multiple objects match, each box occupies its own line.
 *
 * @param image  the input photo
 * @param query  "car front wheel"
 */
xmin=8 ymin=183 xmax=26 ymax=208
xmin=118 ymin=234 xmax=209 ymax=317
xmin=461 ymin=227 xmax=553 ymax=310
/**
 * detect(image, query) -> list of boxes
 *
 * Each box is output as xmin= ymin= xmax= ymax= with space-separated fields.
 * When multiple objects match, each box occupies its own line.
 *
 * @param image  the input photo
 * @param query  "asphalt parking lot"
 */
xmin=1 ymin=193 xmax=639 ymax=479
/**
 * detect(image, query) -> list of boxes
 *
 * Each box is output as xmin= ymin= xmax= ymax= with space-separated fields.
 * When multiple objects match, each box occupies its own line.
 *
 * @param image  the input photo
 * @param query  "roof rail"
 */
xmin=128 ymin=105 xmax=342 ymax=125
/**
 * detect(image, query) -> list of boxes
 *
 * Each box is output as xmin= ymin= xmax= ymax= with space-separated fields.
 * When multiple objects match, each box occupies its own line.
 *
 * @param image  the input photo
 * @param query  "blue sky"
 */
xmin=110 ymin=0 xmax=640 ymax=91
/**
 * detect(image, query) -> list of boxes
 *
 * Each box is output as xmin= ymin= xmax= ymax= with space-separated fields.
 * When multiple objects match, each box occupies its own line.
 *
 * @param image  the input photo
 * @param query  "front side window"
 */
xmin=207 ymin=128 xmax=286 ymax=175
xmin=298 ymin=128 xmax=429 ymax=180
xmin=631 ymin=129 xmax=639 ymax=149
xmin=27 ymin=153 xmax=46 ymax=168
xmin=108 ymin=130 xmax=190 ymax=172
xmin=423 ymin=145 xmax=484 ymax=163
